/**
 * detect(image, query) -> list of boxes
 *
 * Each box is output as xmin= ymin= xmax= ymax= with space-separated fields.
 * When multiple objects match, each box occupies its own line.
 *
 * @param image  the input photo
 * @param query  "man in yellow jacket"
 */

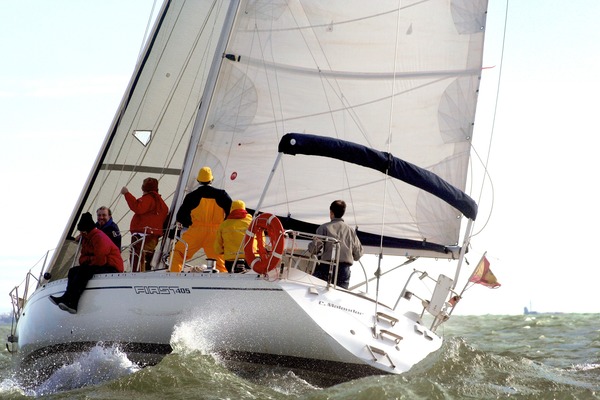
xmin=170 ymin=166 xmax=232 ymax=272
xmin=214 ymin=200 xmax=254 ymax=273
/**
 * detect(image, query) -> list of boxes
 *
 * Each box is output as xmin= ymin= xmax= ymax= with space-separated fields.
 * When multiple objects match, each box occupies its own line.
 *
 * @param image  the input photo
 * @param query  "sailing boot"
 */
xmin=49 ymin=295 xmax=66 ymax=306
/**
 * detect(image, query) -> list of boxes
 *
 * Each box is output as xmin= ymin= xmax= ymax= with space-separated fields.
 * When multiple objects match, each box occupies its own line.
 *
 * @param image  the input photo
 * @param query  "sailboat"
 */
xmin=7 ymin=0 xmax=492 ymax=386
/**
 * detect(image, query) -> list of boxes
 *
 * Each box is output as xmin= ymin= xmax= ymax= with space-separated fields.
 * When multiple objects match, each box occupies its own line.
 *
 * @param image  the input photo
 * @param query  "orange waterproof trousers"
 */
xmin=170 ymin=225 xmax=225 ymax=272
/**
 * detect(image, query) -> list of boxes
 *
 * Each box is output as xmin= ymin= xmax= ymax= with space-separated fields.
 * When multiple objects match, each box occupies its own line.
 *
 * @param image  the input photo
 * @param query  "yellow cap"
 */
xmin=231 ymin=200 xmax=246 ymax=212
xmin=197 ymin=166 xmax=213 ymax=183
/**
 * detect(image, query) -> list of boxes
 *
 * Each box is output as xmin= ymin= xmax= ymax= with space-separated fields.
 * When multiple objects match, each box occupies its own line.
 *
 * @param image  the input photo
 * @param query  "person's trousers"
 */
xmin=171 ymin=225 xmax=225 ymax=272
xmin=63 ymin=265 xmax=120 ymax=307
xmin=313 ymin=262 xmax=352 ymax=289
xmin=131 ymin=234 xmax=159 ymax=272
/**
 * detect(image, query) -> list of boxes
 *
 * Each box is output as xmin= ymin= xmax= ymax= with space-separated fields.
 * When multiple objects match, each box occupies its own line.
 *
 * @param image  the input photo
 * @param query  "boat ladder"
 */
xmin=376 ymin=311 xmax=398 ymax=326
xmin=366 ymin=344 xmax=396 ymax=369
xmin=379 ymin=329 xmax=403 ymax=344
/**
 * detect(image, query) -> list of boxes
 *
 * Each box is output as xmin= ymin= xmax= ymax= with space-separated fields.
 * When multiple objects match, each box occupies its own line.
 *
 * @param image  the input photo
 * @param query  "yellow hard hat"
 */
xmin=197 ymin=166 xmax=213 ymax=183
xmin=231 ymin=200 xmax=246 ymax=212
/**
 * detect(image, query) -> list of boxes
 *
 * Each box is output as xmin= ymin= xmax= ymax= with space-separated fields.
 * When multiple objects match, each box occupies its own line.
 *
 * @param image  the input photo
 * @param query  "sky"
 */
xmin=1 ymin=0 xmax=599 ymax=316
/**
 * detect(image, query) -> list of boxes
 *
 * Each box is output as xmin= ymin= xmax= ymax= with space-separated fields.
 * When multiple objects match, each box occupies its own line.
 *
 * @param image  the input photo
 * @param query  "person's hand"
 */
xmin=120 ymin=187 xmax=129 ymax=195
xmin=308 ymin=238 xmax=322 ymax=255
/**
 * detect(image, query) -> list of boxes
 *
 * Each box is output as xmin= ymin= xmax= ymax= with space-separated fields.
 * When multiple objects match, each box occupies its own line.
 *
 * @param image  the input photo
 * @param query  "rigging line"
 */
xmin=260 ymin=177 xmax=391 ymax=210
xmin=289 ymin=3 xmax=402 ymax=212
xmin=143 ymin=1 xmax=220 ymax=172
xmin=138 ymin=0 xmax=160 ymax=59
xmin=254 ymin=14 xmax=293 ymax=215
xmin=376 ymin=0 xmax=405 ymax=250
xmin=290 ymin=1 xmax=358 ymax=211
xmin=469 ymin=143 xmax=495 ymax=238
xmin=291 ymin=0 xmax=390 ymax=155
xmin=372 ymin=0 xmax=405 ymax=329
xmin=100 ymin=2 xmax=191 ymax=192
xmin=119 ymin=0 xmax=219 ymax=204
xmin=218 ymin=7 xmax=256 ymax=193
xmin=90 ymin=3 xmax=220 ymax=229
xmin=313 ymin=78 xmax=357 ymax=208
xmin=245 ymin=0 xmax=427 ymax=33
xmin=116 ymin=2 xmax=188 ymax=171
xmin=245 ymin=74 xmax=454 ymax=131
xmin=316 ymin=72 xmax=373 ymax=149
xmin=472 ymin=0 xmax=509 ymax=237
xmin=164 ymin=2 xmax=224 ymax=180
xmin=286 ymin=2 xmax=360 ymax=142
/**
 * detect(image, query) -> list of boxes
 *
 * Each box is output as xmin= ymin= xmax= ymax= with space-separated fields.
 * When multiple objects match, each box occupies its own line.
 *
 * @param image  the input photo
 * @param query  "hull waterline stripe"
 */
xmin=190 ymin=287 xmax=283 ymax=291
xmin=21 ymin=342 xmax=385 ymax=384
xmin=22 ymin=341 xmax=172 ymax=365
xmin=82 ymin=286 xmax=284 ymax=292
xmin=219 ymin=349 xmax=386 ymax=381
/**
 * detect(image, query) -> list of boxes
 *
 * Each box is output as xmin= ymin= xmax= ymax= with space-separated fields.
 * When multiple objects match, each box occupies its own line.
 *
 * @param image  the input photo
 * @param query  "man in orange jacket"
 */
xmin=170 ymin=166 xmax=232 ymax=272
xmin=121 ymin=177 xmax=169 ymax=272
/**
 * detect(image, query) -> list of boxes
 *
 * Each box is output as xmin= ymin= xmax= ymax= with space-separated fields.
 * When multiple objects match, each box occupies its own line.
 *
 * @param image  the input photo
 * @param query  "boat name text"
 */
xmin=134 ymin=286 xmax=191 ymax=294
xmin=318 ymin=300 xmax=363 ymax=315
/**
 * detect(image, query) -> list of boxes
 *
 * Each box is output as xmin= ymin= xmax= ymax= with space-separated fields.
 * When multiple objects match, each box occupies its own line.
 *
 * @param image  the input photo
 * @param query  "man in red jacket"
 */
xmin=49 ymin=212 xmax=124 ymax=314
xmin=121 ymin=177 xmax=169 ymax=272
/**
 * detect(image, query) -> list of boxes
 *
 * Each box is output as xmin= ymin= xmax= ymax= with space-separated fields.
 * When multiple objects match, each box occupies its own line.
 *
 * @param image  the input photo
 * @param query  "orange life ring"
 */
xmin=243 ymin=213 xmax=285 ymax=274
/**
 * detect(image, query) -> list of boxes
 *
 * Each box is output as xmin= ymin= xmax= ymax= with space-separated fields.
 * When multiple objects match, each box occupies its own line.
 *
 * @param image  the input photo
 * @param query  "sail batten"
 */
xmin=99 ymin=164 xmax=182 ymax=176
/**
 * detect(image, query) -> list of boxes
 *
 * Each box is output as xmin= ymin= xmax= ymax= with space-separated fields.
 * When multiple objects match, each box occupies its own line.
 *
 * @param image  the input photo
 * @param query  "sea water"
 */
xmin=0 ymin=314 xmax=599 ymax=399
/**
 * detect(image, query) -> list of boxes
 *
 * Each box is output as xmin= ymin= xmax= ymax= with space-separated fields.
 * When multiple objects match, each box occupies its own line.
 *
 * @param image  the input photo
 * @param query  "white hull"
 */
xmin=15 ymin=268 xmax=442 ymax=384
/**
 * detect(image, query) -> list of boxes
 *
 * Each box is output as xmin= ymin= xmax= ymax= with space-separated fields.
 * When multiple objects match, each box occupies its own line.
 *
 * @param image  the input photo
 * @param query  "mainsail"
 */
xmin=46 ymin=0 xmax=487 ymax=280
xmin=186 ymin=0 xmax=487 ymax=254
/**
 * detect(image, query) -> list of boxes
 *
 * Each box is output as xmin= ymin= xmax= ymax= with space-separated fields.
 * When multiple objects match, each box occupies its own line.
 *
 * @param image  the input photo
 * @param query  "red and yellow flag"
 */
xmin=469 ymin=255 xmax=500 ymax=288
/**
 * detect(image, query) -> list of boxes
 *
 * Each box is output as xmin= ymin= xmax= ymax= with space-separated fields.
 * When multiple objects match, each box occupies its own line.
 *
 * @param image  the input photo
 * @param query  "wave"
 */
xmin=2 ymin=316 xmax=600 ymax=399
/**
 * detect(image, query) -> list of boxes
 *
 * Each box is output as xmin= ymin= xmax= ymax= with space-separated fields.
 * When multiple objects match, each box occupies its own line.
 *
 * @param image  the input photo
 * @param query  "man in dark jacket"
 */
xmin=96 ymin=206 xmax=121 ymax=248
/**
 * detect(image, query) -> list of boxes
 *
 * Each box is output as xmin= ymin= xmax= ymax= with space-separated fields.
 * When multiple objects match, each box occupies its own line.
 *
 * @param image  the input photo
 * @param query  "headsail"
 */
xmin=46 ymin=1 xmax=232 ymax=280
